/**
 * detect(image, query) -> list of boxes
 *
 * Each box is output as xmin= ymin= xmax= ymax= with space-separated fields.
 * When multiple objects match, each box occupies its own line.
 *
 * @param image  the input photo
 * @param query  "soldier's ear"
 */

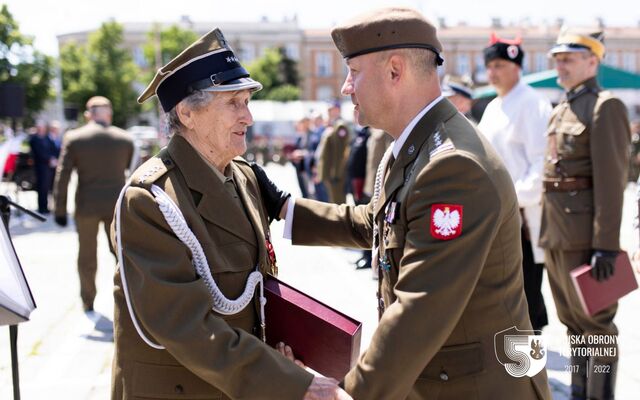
xmin=176 ymin=103 xmax=195 ymax=130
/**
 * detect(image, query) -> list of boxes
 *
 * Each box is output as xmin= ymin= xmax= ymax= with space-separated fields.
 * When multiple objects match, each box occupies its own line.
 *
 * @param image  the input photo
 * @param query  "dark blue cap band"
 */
xmin=156 ymin=49 xmax=245 ymax=112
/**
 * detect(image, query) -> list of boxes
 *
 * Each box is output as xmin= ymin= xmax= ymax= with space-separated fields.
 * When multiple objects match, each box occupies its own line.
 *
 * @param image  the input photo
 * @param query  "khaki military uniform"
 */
xmin=111 ymin=135 xmax=312 ymax=399
xmin=54 ymin=121 xmax=134 ymax=310
xmin=316 ymin=122 xmax=351 ymax=203
xmin=363 ymin=128 xmax=393 ymax=197
xmin=293 ymin=99 xmax=550 ymax=400
xmin=539 ymin=77 xmax=631 ymax=360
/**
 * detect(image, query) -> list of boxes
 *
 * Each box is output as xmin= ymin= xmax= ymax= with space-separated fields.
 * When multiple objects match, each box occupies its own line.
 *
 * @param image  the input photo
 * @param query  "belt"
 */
xmin=543 ymin=177 xmax=592 ymax=192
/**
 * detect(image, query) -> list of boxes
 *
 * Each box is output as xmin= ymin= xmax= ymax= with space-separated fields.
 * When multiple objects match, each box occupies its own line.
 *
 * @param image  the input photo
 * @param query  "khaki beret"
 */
xmin=86 ymin=96 xmax=112 ymax=109
xmin=138 ymin=28 xmax=262 ymax=112
xmin=331 ymin=7 xmax=443 ymax=65
xmin=550 ymin=28 xmax=605 ymax=60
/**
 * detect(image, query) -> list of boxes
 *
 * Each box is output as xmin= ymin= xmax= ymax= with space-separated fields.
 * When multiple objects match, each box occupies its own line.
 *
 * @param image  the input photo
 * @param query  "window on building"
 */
xmin=240 ymin=43 xmax=255 ymax=63
xmin=316 ymin=85 xmax=333 ymax=101
xmin=535 ymin=53 xmax=548 ymax=72
xmin=316 ymin=52 xmax=333 ymax=77
xmin=285 ymin=43 xmax=300 ymax=61
xmin=623 ymin=52 xmax=636 ymax=72
xmin=474 ymin=54 xmax=486 ymax=83
xmin=133 ymin=46 xmax=147 ymax=68
xmin=605 ymin=52 xmax=619 ymax=67
xmin=456 ymin=53 xmax=470 ymax=76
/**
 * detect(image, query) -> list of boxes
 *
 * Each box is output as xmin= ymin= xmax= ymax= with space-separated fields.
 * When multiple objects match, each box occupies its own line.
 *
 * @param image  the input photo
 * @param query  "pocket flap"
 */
xmin=132 ymin=362 xmax=222 ymax=399
xmin=419 ymin=342 xmax=484 ymax=382
xmin=385 ymin=224 xmax=406 ymax=249
xmin=557 ymin=121 xmax=586 ymax=136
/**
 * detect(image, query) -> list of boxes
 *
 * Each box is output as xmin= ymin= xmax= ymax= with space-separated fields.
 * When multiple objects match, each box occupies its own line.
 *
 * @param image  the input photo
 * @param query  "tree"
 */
xmin=60 ymin=21 xmax=140 ymax=127
xmin=140 ymin=24 xmax=197 ymax=111
xmin=0 ymin=4 xmax=54 ymax=123
xmin=248 ymin=47 xmax=300 ymax=101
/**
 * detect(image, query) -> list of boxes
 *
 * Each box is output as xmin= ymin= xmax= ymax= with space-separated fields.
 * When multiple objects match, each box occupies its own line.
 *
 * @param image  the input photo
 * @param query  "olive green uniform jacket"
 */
xmin=316 ymin=122 xmax=351 ymax=203
xmin=111 ymin=135 xmax=312 ymax=399
xmin=539 ymin=77 xmax=630 ymax=251
xmin=292 ymin=99 xmax=550 ymax=400
xmin=54 ymin=121 xmax=134 ymax=218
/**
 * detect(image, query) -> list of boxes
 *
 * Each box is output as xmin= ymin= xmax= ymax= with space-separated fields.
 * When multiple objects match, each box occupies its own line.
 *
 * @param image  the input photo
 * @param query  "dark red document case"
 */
xmin=264 ymin=276 xmax=362 ymax=379
xmin=570 ymin=252 xmax=638 ymax=316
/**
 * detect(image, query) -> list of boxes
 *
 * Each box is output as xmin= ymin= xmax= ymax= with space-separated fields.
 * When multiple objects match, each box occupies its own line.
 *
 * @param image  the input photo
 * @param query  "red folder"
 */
xmin=570 ymin=252 xmax=638 ymax=316
xmin=264 ymin=276 xmax=362 ymax=379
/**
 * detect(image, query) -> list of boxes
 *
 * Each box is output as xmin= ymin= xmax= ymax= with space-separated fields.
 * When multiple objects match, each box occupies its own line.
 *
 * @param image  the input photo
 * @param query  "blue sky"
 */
xmin=3 ymin=0 xmax=637 ymax=55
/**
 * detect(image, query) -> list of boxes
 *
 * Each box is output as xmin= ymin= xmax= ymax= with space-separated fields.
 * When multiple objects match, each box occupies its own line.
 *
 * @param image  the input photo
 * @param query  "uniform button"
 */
xmin=553 ymin=182 xmax=559 ymax=188
xmin=439 ymin=372 xmax=449 ymax=381
xmin=564 ymin=207 xmax=571 ymax=213
xmin=163 ymin=159 xmax=173 ymax=166
xmin=175 ymin=384 xmax=184 ymax=394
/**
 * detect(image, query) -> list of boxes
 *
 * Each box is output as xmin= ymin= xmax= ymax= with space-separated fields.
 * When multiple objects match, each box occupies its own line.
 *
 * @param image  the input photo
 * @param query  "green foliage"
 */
xmin=140 ymin=24 xmax=197 ymax=111
xmin=60 ymin=21 xmax=140 ymax=127
xmin=0 ymin=4 xmax=54 ymax=123
xmin=248 ymin=47 xmax=300 ymax=101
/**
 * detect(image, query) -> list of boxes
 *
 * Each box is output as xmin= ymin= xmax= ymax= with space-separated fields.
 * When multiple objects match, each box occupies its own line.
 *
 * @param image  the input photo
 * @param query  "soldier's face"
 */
xmin=342 ymin=53 xmax=389 ymax=129
xmin=185 ymin=90 xmax=254 ymax=164
xmin=553 ymin=52 xmax=598 ymax=90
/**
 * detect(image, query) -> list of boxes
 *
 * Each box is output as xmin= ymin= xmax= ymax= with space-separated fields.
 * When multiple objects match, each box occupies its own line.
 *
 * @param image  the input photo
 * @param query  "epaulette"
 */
xmin=131 ymin=147 xmax=174 ymax=188
xmin=427 ymin=124 xmax=455 ymax=159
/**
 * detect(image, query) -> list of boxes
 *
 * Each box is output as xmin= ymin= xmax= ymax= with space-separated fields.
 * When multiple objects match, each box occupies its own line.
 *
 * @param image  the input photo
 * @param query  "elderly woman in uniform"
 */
xmin=111 ymin=29 xmax=350 ymax=400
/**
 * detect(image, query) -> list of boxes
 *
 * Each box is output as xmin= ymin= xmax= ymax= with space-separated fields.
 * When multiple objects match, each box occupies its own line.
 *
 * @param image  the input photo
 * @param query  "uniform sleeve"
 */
xmin=514 ymin=98 xmax=551 ymax=208
xmin=590 ymin=97 xmax=631 ymax=250
xmin=292 ymin=197 xmax=373 ymax=249
xmin=344 ymin=155 xmax=503 ymax=400
xmin=53 ymin=134 xmax=74 ymax=216
xmin=118 ymin=186 xmax=313 ymax=400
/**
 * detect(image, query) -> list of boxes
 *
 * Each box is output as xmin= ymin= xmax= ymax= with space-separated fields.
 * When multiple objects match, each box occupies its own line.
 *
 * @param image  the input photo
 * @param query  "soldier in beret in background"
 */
xmin=53 ymin=96 xmax=134 ymax=314
xmin=252 ymin=7 xmax=551 ymax=400
xmin=539 ymin=28 xmax=630 ymax=400
xmin=111 ymin=28 xmax=350 ymax=400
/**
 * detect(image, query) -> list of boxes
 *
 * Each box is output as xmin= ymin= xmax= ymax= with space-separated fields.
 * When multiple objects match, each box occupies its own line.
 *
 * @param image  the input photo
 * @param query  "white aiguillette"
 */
xmin=0 ymin=220 xmax=36 ymax=326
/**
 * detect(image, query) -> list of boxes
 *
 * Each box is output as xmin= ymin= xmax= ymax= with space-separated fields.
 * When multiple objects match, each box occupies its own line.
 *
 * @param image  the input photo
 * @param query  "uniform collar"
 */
xmin=565 ymin=76 xmax=600 ymax=102
xmin=392 ymin=95 xmax=444 ymax=159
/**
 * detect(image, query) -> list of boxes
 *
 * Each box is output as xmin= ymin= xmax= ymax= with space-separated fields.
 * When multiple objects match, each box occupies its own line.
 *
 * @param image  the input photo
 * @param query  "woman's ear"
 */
xmin=176 ymin=103 xmax=194 ymax=130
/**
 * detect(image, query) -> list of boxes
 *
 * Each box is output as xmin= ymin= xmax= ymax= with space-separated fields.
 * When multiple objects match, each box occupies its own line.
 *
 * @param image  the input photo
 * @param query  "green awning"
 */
xmin=473 ymin=64 xmax=640 ymax=99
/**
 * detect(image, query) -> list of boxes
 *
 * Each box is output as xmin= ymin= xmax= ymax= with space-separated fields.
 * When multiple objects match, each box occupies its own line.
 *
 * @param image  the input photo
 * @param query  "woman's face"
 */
xmin=185 ymin=90 xmax=254 ymax=166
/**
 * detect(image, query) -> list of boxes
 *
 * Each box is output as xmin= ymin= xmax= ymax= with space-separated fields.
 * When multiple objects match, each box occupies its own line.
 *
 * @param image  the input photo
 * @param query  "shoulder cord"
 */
xmin=115 ymin=182 xmax=266 ymax=350
xmin=371 ymin=146 xmax=394 ymax=263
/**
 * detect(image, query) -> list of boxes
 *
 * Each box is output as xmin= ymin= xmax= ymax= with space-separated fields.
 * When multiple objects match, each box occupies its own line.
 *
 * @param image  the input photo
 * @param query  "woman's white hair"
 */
xmin=166 ymin=90 xmax=216 ymax=134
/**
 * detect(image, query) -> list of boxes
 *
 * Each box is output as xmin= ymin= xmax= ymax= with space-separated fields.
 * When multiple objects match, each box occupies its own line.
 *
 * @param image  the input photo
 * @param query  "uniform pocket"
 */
xmin=418 ymin=342 xmax=484 ymax=382
xmin=132 ymin=362 xmax=222 ymax=399
xmin=541 ymin=190 xmax=593 ymax=249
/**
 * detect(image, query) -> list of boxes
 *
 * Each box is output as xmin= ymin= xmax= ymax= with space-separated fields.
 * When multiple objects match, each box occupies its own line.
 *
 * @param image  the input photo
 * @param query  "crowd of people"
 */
xmin=1 ymin=6 xmax=640 ymax=400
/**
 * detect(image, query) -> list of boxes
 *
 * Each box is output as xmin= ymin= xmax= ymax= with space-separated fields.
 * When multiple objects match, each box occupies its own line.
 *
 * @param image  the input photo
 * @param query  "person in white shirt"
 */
xmin=478 ymin=35 xmax=553 ymax=331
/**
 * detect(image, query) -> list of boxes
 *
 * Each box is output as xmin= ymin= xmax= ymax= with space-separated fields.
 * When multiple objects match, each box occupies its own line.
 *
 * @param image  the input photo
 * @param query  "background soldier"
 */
xmin=540 ymin=28 xmax=631 ymax=400
xmin=316 ymin=105 xmax=351 ymax=203
xmin=441 ymin=74 xmax=475 ymax=121
xmin=478 ymin=35 xmax=552 ymax=332
xmin=53 ymin=96 xmax=134 ymax=313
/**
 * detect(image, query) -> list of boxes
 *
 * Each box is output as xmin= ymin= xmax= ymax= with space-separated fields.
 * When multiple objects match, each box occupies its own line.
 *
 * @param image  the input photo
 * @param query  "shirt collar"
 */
xmin=392 ymin=95 xmax=444 ymax=158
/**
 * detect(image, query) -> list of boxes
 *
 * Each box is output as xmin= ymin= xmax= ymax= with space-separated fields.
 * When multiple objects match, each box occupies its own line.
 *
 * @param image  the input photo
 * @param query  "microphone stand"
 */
xmin=0 ymin=195 xmax=45 ymax=400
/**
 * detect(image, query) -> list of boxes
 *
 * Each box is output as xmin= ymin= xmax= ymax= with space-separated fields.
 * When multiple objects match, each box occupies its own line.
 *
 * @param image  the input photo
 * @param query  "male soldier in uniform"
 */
xmin=540 ymin=29 xmax=630 ymax=400
xmin=254 ymin=8 xmax=550 ymax=399
xmin=316 ymin=102 xmax=351 ymax=203
xmin=441 ymin=74 xmax=475 ymax=121
xmin=54 ymin=96 xmax=134 ymax=312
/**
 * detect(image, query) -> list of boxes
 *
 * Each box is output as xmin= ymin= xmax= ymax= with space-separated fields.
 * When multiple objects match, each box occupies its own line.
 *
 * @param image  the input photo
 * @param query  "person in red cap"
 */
xmin=478 ymin=35 xmax=552 ymax=333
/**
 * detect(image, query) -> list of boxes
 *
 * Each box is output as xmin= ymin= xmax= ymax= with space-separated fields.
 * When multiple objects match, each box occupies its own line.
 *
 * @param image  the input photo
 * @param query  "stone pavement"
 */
xmin=0 ymin=163 xmax=638 ymax=399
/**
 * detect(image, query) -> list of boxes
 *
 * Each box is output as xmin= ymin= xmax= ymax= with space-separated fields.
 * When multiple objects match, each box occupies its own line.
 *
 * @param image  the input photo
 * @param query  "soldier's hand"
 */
xmin=250 ymin=163 xmax=290 ymax=223
xmin=276 ymin=342 xmax=305 ymax=368
xmin=590 ymin=250 xmax=617 ymax=281
xmin=54 ymin=214 xmax=68 ymax=227
xmin=303 ymin=376 xmax=352 ymax=400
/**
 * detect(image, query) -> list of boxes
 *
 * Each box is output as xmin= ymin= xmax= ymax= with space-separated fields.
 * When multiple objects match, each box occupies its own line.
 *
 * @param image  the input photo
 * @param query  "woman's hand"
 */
xmin=250 ymin=163 xmax=291 ymax=222
xmin=276 ymin=342 xmax=305 ymax=368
